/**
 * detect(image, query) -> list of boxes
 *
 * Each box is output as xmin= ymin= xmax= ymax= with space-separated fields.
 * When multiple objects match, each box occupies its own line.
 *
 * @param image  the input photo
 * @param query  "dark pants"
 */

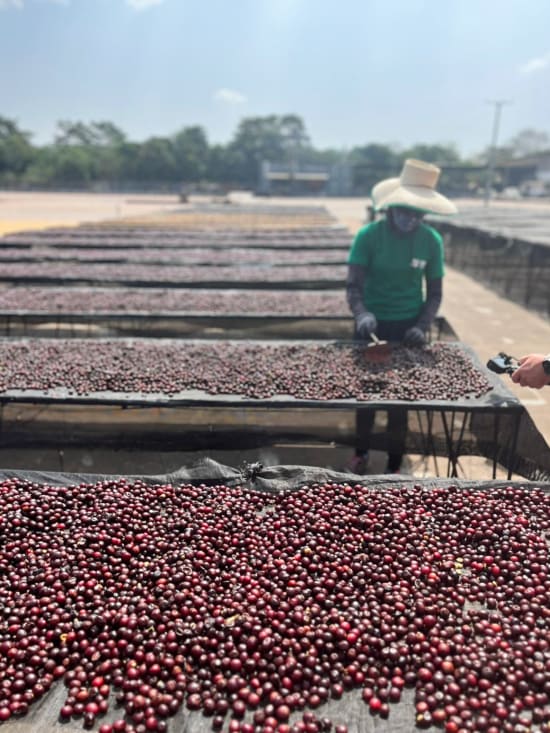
xmin=354 ymin=318 xmax=416 ymax=471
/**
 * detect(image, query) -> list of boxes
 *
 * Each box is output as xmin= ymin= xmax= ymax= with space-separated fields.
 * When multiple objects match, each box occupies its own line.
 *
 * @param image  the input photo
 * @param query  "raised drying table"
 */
xmin=0 ymin=263 xmax=347 ymax=289
xmin=0 ymin=338 xmax=539 ymax=480
xmin=432 ymin=211 xmax=550 ymax=316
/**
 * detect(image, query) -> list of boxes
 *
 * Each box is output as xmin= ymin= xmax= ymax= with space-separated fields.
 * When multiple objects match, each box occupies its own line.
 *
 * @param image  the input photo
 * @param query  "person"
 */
xmin=511 ymin=353 xmax=550 ymax=389
xmin=346 ymin=158 xmax=457 ymax=474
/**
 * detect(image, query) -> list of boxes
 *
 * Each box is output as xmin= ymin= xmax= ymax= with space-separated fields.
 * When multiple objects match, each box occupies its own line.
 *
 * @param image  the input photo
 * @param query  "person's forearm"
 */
xmin=346 ymin=264 xmax=368 ymax=319
xmin=416 ymin=278 xmax=442 ymax=331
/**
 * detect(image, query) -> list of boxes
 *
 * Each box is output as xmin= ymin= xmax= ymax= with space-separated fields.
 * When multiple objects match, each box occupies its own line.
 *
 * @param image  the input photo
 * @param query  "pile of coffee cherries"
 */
xmin=0 ymin=288 xmax=347 ymax=317
xmin=0 ymin=248 xmax=346 ymax=266
xmin=0 ymin=478 xmax=548 ymax=732
xmin=0 ymin=262 xmax=346 ymax=285
xmin=0 ymin=341 xmax=492 ymax=401
xmin=2 ymin=228 xmax=349 ymax=247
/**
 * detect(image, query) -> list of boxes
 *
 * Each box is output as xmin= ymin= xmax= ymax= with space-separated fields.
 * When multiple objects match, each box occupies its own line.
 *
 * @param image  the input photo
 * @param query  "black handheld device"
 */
xmin=486 ymin=352 xmax=519 ymax=375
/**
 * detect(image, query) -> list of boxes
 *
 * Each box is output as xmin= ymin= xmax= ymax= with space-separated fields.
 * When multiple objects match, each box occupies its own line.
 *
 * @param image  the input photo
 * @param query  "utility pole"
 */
xmin=484 ymin=100 xmax=512 ymax=207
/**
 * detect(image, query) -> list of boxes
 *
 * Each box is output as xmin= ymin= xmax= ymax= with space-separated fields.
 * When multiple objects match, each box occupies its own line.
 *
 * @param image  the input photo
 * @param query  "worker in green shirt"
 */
xmin=346 ymin=159 xmax=457 ymax=474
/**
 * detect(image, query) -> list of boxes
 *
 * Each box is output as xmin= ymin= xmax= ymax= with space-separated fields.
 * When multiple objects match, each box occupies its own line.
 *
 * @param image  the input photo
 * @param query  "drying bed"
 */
xmin=433 ymin=206 xmax=550 ymax=246
xmin=432 ymin=220 xmax=550 ymax=318
xmin=0 ymin=338 xmax=541 ymax=480
xmin=0 ymin=288 xmax=349 ymax=317
xmin=0 ymin=467 xmax=547 ymax=732
xmin=0 ymin=290 xmax=457 ymax=344
xmin=0 ymin=339 xmax=496 ymax=405
xmin=0 ymin=248 xmax=347 ymax=266
xmin=111 ymin=202 xmax=338 ymax=225
xmin=0 ymin=263 xmax=347 ymax=288
xmin=1 ymin=230 xmax=350 ymax=250
xmin=4 ymin=226 xmax=348 ymax=236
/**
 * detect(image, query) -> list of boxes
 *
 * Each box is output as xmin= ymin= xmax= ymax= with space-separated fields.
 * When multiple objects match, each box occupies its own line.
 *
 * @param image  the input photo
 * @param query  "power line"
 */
xmin=484 ymin=99 xmax=512 ymax=207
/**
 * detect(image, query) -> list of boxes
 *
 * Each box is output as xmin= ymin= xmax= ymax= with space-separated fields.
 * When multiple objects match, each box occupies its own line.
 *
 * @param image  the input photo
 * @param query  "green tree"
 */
xmin=474 ymin=145 xmax=514 ymax=166
xmin=207 ymin=144 xmax=241 ymax=185
xmin=26 ymin=145 xmax=96 ymax=187
xmin=114 ymin=142 xmax=141 ymax=182
xmin=172 ymin=126 xmax=209 ymax=182
xmin=54 ymin=120 xmax=99 ymax=146
xmin=53 ymin=147 xmax=96 ymax=185
xmin=349 ymin=143 xmax=400 ymax=193
xmin=91 ymin=125 xmax=129 ymax=184
xmin=51 ymin=121 xmax=102 ymax=185
xmin=90 ymin=121 xmax=126 ymax=147
xmin=508 ymin=128 xmax=550 ymax=158
xmin=22 ymin=147 xmax=58 ymax=187
xmin=228 ymin=114 xmax=310 ymax=187
xmin=49 ymin=120 xmax=127 ymax=185
xmin=400 ymin=143 xmax=461 ymax=165
xmin=134 ymin=137 xmax=179 ymax=182
xmin=350 ymin=143 xmax=398 ymax=168
xmin=0 ymin=116 xmax=34 ymax=180
xmin=305 ymin=147 xmax=344 ymax=166
xmin=279 ymin=114 xmax=310 ymax=164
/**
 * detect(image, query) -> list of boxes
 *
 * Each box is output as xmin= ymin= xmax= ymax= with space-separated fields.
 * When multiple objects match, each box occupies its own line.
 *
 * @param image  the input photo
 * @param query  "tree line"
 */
xmin=0 ymin=114 xmax=547 ymax=193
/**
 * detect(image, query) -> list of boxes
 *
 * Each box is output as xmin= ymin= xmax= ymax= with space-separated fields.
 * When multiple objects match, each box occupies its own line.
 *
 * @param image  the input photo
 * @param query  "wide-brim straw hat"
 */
xmin=371 ymin=158 xmax=457 ymax=215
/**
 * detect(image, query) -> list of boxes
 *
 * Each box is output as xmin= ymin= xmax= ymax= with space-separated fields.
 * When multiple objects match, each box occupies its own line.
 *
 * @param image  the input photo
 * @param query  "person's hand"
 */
xmin=355 ymin=312 xmax=377 ymax=339
xmin=511 ymin=354 xmax=550 ymax=389
xmin=403 ymin=326 xmax=426 ymax=347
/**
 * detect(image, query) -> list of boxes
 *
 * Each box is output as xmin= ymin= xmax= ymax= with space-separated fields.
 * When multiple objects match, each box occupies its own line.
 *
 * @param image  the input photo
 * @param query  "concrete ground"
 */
xmin=0 ymin=190 xmax=181 ymax=235
xmin=1 ymin=190 xmax=550 ymax=477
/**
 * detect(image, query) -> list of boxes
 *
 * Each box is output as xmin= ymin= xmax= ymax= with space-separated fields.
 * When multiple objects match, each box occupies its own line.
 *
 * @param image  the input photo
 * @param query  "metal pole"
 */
xmin=484 ymin=100 xmax=511 ymax=207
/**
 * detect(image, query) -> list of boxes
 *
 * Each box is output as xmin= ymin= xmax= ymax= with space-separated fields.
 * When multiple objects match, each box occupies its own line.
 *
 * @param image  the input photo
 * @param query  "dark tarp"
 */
xmin=0 ymin=457 xmax=548 ymax=494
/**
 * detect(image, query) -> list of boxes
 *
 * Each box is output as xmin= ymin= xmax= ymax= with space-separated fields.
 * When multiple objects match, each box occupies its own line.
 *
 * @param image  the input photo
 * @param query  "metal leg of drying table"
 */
xmin=440 ymin=410 xmax=468 ymax=479
xmin=504 ymin=408 xmax=522 ymax=481
xmin=414 ymin=409 xmax=441 ymax=477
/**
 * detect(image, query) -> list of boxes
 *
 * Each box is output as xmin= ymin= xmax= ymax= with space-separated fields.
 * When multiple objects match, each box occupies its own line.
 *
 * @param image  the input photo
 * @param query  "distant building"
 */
xmin=258 ymin=161 xmax=353 ymax=196
xmin=497 ymin=152 xmax=550 ymax=193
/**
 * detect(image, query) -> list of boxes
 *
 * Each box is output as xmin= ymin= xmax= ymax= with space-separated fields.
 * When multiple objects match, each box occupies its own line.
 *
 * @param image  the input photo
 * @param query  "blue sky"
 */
xmin=1 ymin=0 xmax=550 ymax=156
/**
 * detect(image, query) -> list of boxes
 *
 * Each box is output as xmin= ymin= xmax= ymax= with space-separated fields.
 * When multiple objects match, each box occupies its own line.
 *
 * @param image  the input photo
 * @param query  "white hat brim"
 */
xmin=371 ymin=177 xmax=457 ymax=216
xmin=371 ymin=177 xmax=400 ymax=206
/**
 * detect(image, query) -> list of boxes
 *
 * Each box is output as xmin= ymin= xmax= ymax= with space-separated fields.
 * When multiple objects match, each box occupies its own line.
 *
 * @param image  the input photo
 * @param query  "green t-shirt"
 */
xmin=347 ymin=219 xmax=444 ymax=321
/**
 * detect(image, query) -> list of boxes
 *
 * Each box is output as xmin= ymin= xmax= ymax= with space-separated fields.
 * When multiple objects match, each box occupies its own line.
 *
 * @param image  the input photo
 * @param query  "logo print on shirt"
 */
xmin=411 ymin=258 xmax=427 ymax=270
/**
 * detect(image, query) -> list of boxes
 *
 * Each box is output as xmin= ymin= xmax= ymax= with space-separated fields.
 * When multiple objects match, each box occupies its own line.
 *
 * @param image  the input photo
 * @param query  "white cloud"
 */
xmin=213 ymin=88 xmax=247 ymax=105
xmin=519 ymin=53 xmax=550 ymax=74
xmin=126 ymin=0 xmax=164 ymax=9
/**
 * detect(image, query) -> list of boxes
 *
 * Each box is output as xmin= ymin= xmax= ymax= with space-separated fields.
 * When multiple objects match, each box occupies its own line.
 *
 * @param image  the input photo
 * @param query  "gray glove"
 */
xmin=403 ymin=326 xmax=426 ymax=347
xmin=356 ymin=312 xmax=377 ymax=339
